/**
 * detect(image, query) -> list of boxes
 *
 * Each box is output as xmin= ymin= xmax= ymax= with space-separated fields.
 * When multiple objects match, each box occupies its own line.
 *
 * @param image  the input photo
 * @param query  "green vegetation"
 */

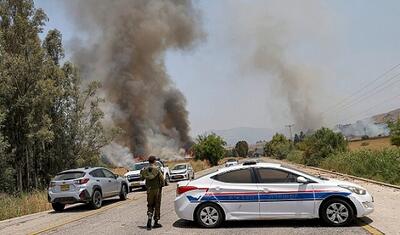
xmin=264 ymin=127 xmax=400 ymax=186
xmin=264 ymin=133 xmax=292 ymax=159
xmin=388 ymin=118 xmax=400 ymax=147
xmin=321 ymin=149 xmax=400 ymax=185
xmin=0 ymin=0 xmax=118 ymax=193
xmin=234 ymin=140 xmax=249 ymax=157
xmin=192 ymin=133 xmax=226 ymax=166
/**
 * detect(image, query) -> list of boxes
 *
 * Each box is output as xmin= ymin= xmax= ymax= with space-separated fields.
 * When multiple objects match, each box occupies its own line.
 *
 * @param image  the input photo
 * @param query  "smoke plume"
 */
xmin=223 ymin=1 xmax=334 ymax=131
xmin=65 ymin=0 xmax=203 ymax=158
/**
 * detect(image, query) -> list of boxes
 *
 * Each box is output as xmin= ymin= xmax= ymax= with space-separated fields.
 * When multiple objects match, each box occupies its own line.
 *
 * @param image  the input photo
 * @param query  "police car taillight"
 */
xmin=176 ymin=186 xmax=198 ymax=195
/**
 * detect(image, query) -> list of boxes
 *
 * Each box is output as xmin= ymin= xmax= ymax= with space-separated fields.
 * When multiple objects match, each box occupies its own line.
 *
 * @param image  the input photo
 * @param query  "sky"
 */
xmin=35 ymin=0 xmax=400 ymax=136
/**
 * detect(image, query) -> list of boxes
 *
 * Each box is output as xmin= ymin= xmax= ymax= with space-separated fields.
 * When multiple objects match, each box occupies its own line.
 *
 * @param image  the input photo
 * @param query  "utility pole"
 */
xmin=286 ymin=124 xmax=294 ymax=141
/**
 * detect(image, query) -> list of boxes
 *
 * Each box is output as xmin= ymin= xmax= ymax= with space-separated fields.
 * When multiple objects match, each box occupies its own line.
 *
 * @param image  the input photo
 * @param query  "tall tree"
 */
xmin=235 ymin=140 xmax=249 ymax=157
xmin=0 ymin=0 xmax=118 ymax=192
xmin=193 ymin=133 xmax=226 ymax=166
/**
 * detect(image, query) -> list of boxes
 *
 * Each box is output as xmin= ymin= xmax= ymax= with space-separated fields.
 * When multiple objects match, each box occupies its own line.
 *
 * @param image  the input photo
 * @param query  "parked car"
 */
xmin=224 ymin=159 xmax=238 ymax=167
xmin=169 ymin=163 xmax=195 ymax=182
xmin=124 ymin=160 xmax=170 ymax=191
xmin=174 ymin=162 xmax=374 ymax=228
xmin=48 ymin=167 xmax=129 ymax=212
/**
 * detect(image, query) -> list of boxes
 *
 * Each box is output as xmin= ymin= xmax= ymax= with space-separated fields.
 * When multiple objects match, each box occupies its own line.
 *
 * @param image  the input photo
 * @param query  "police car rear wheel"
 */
xmin=196 ymin=203 xmax=223 ymax=228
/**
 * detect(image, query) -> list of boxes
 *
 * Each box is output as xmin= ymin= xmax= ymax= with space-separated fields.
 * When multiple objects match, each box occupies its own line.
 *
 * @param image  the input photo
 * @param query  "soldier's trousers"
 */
xmin=147 ymin=188 xmax=162 ymax=220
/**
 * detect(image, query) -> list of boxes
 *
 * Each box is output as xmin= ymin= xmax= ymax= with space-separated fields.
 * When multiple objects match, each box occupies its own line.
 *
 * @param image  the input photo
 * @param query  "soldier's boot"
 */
xmin=147 ymin=212 xmax=152 ymax=230
xmin=153 ymin=220 xmax=162 ymax=228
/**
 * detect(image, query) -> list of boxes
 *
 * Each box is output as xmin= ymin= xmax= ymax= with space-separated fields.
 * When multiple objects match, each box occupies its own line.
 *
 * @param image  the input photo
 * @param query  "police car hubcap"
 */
xmin=200 ymin=206 xmax=219 ymax=225
xmin=326 ymin=203 xmax=349 ymax=224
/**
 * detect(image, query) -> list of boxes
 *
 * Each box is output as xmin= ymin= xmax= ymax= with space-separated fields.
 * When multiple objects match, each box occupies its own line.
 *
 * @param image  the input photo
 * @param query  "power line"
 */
xmin=322 ymin=63 xmax=400 ymax=115
xmin=331 ymin=71 xmax=400 ymax=115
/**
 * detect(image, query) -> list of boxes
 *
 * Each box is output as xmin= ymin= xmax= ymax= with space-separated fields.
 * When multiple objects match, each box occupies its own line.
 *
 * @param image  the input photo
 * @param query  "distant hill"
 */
xmin=207 ymin=127 xmax=274 ymax=146
xmin=372 ymin=108 xmax=400 ymax=123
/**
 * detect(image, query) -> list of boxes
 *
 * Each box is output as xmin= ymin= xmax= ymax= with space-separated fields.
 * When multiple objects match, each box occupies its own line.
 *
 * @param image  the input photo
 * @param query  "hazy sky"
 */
xmin=36 ymin=0 xmax=400 ymax=136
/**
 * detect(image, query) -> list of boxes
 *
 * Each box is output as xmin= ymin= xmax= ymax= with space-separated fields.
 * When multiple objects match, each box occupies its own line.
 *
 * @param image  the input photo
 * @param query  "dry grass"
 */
xmin=0 ymin=191 xmax=51 ymax=221
xmin=349 ymin=137 xmax=393 ymax=151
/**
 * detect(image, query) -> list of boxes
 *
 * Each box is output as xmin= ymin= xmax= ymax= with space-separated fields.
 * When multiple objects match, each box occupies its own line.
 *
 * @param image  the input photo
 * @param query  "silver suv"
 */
xmin=48 ymin=167 xmax=129 ymax=212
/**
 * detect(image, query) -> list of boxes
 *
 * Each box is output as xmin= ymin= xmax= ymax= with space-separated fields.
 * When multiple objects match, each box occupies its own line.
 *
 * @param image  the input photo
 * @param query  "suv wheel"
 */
xmin=90 ymin=189 xmax=103 ymax=209
xmin=320 ymin=198 xmax=354 ymax=226
xmin=52 ymin=202 xmax=65 ymax=212
xmin=196 ymin=203 xmax=224 ymax=228
xmin=119 ymin=184 xmax=128 ymax=200
xmin=165 ymin=174 xmax=169 ymax=186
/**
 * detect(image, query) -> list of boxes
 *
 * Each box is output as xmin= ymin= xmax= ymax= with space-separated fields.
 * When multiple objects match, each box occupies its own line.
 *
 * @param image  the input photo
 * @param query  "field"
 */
xmin=348 ymin=137 xmax=392 ymax=151
xmin=0 ymin=191 xmax=51 ymax=221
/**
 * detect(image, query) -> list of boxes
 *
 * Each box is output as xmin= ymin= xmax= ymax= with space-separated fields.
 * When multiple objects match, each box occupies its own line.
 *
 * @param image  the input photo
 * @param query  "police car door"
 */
xmin=255 ymin=167 xmax=315 ymax=219
xmin=209 ymin=168 xmax=259 ymax=220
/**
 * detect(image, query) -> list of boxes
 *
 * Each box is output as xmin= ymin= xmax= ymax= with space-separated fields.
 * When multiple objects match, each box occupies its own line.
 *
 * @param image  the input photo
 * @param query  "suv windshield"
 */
xmin=132 ymin=162 xmax=149 ymax=171
xmin=173 ymin=164 xmax=187 ymax=170
xmin=54 ymin=171 xmax=85 ymax=181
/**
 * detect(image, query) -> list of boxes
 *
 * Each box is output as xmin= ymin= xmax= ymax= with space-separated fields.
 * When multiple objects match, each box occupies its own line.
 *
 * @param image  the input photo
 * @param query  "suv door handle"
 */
xmin=108 ymin=180 xmax=112 ymax=182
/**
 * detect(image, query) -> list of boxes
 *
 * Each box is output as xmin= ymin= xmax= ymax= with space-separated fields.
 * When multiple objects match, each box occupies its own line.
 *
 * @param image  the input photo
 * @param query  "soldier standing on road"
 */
xmin=140 ymin=156 xmax=165 ymax=230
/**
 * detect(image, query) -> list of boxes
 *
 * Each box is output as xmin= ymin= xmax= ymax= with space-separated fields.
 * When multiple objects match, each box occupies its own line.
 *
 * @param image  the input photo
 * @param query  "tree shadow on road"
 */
xmin=173 ymin=217 xmax=373 ymax=229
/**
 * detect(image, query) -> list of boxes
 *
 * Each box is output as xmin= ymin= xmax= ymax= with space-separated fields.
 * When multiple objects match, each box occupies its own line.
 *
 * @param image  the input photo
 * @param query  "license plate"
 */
xmin=60 ymin=184 xmax=70 ymax=191
xmin=131 ymin=182 xmax=140 ymax=187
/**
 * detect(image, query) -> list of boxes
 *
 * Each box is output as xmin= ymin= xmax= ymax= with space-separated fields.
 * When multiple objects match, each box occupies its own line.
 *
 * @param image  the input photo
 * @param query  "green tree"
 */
xmin=388 ymin=118 xmax=400 ymax=147
xmin=235 ymin=140 xmax=249 ymax=157
xmin=264 ymin=133 xmax=291 ymax=159
xmin=299 ymin=127 xmax=347 ymax=166
xmin=0 ymin=0 xmax=118 ymax=192
xmin=193 ymin=133 xmax=226 ymax=166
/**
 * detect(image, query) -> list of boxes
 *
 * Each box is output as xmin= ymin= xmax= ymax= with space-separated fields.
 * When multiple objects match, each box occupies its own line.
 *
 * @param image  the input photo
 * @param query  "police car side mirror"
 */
xmin=297 ymin=176 xmax=308 ymax=184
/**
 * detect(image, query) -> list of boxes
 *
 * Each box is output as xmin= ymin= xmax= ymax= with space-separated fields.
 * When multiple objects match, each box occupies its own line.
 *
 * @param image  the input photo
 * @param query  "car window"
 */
xmin=256 ymin=168 xmax=299 ymax=183
xmin=54 ymin=171 xmax=85 ymax=180
xmin=156 ymin=162 xmax=163 ymax=168
xmin=133 ymin=163 xmax=149 ymax=171
xmin=212 ymin=168 xmax=253 ymax=183
xmin=173 ymin=164 xmax=187 ymax=170
xmin=89 ymin=169 xmax=105 ymax=178
xmin=102 ymin=169 xmax=116 ymax=178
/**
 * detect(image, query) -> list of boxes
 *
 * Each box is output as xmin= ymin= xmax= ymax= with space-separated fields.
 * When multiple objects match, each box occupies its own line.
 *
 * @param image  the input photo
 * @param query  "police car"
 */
xmin=174 ymin=162 xmax=373 ymax=228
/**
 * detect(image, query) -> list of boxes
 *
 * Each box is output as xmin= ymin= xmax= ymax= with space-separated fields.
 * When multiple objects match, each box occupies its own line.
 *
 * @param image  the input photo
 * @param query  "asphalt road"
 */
xmin=0 ymin=163 xmax=383 ymax=235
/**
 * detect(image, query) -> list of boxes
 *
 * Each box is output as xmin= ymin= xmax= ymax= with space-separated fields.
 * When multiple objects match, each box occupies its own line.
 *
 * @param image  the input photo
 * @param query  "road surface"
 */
xmin=0 ymin=160 xmax=396 ymax=235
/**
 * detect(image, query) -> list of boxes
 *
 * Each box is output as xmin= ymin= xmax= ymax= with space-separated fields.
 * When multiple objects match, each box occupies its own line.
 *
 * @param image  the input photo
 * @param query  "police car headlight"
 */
xmin=339 ymin=185 xmax=366 ymax=195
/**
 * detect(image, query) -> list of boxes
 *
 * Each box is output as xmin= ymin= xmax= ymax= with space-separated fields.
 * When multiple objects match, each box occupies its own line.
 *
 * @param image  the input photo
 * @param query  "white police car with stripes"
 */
xmin=174 ymin=162 xmax=373 ymax=228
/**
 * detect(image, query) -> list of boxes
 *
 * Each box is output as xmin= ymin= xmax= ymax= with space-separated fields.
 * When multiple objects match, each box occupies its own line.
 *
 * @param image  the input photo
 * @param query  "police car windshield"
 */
xmin=133 ymin=163 xmax=149 ymax=171
xmin=173 ymin=164 xmax=186 ymax=170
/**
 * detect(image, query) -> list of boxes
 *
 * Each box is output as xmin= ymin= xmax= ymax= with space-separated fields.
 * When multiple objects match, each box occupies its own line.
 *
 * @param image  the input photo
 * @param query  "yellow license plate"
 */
xmin=60 ymin=184 xmax=69 ymax=191
xmin=131 ymin=182 xmax=140 ymax=187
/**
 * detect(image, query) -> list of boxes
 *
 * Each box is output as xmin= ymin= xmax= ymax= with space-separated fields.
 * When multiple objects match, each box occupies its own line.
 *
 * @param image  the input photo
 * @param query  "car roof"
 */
xmin=58 ymin=167 xmax=104 ymax=174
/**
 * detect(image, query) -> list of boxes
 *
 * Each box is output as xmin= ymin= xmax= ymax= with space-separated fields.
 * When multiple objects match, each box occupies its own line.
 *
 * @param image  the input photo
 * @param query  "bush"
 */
xmin=264 ymin=133 xmax=292 ymax=159
xmin=321 ymin=148 xmax=400 ymax=185
xmin=299 ymin=127 xmax=347 ymax=166
xmin=286 ymin=150 xmax=305 ymax=164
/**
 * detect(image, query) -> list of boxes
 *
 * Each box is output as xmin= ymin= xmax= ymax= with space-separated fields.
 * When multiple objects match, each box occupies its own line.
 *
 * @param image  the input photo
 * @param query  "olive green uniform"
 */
xmin=140 ymin=164 xmax=164 ymax=220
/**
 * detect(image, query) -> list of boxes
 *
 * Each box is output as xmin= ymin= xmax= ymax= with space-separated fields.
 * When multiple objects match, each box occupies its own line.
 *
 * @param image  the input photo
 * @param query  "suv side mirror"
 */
xmin=297 ymin=176 xmax=308 ymax=184
xmin=114 ymin=173 xmax=119 ymax=179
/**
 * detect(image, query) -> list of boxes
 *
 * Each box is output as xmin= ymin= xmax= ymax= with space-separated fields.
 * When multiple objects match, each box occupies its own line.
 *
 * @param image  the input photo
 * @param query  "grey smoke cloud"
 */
xmin=64 ymin=0 xmax=203 ymax=158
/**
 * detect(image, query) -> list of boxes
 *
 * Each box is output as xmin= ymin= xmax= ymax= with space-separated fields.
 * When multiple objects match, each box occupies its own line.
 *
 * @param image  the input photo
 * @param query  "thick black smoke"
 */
xmin=65 ymin=0 xmax=203 ymax=158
